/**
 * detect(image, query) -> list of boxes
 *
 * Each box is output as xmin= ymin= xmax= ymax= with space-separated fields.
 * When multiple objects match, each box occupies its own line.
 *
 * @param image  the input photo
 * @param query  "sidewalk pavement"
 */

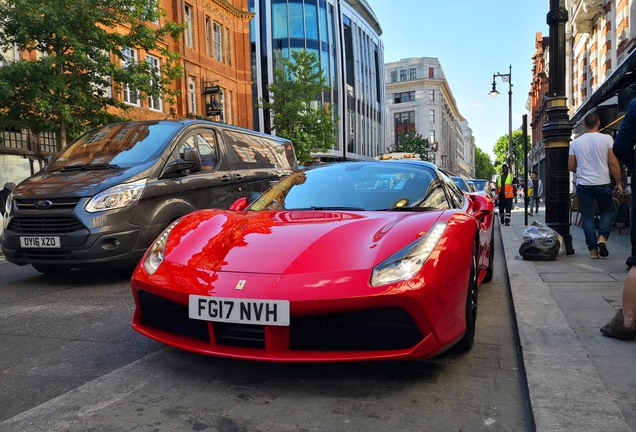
xmin=502 ymin=204 xmax=635 ymax=432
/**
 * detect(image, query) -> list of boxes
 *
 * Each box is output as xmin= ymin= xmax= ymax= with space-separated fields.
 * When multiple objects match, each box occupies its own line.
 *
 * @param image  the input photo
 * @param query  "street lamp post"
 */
xmin=489 ymin=65 xmax=513 ymax=175
xmin=543 ymin=0 xmax=574 ymax=254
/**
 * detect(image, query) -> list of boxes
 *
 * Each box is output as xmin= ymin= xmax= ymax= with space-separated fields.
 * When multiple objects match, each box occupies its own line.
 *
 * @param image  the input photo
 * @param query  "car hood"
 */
xmin=12 ymin=164 xmax=153 ymax=199
xmin=163 ymin=209 xmax=445 ymax=275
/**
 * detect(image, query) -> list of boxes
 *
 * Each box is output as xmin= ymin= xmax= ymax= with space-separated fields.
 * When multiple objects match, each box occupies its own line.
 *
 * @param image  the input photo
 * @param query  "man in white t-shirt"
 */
xmin=568 ymin=112 xmax=623 ymax=259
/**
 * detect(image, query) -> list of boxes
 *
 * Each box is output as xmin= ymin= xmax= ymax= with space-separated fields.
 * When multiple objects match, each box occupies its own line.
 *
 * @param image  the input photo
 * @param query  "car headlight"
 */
xmin=371 ymin=222 xmax=447 ymax=286
xmin=143 ymin=220 xmax=180 ymax=275
xmin=85 ymin=179 xmax=147 ymax=213
xmin=5 ymin=192 xmax=13 ymax=216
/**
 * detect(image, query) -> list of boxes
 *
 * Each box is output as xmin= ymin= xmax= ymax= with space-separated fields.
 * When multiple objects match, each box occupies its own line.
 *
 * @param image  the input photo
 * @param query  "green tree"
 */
xmin=493 ymin=129 xmax=529 ymax=174
xmin=390 ymin=129 xmax=434 ymax=162
xmin=0 ymin=0 xmax=184 ymax=146
xmin=475 ymin=147 xmax=496 ymax=180
xmin=260 ymin=50 xmax=337 ymax=163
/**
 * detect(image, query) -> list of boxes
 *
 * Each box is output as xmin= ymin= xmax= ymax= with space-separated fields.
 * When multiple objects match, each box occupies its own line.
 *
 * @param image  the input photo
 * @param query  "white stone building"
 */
xmin=384 ymin=57 xmax=475 ymax=176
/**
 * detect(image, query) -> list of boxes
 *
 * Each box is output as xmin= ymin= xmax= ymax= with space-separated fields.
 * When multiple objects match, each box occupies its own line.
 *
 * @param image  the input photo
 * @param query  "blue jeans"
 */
xmin=576 ymin=184 xmax=613 ymax=251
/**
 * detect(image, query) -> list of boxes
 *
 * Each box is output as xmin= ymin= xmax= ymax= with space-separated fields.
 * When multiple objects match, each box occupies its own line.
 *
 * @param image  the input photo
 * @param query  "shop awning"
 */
xmin=570 ymin=48 xmax=636 ymax=129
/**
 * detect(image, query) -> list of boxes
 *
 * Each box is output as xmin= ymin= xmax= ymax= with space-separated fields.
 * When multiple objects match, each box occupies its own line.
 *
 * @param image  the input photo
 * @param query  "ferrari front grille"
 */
xmin=8 ymin=216 xmax=86 ymax=234
xmin=289 ymin=308 xmax=423 ymax=351
xmin=137 ymin=291 xmax=423 ymax=353
xmin=138 ymin=290 xmax=210 ymax=342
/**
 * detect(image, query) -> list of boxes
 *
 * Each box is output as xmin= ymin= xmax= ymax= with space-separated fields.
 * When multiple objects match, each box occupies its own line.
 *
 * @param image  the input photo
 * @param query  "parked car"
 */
xmin=449 ymin=175 xmax=472 ymax=193
xmin=1 ymin=120 xmax=297 ymax=274
xmin=469 ymin=178 xmax=497 ymax=201
xmin=131 ymin=159 xmax=496 ymax=362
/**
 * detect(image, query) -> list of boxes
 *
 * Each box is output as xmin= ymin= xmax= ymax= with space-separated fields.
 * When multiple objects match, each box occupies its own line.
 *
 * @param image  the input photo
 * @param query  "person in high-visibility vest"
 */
xmin=496 ymin=164 xmax=517 ymax=226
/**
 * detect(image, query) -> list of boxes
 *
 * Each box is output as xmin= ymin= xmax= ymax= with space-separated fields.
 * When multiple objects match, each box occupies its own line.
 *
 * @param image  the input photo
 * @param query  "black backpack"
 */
xmin=614 ymin=201 xmax=630 ymax=229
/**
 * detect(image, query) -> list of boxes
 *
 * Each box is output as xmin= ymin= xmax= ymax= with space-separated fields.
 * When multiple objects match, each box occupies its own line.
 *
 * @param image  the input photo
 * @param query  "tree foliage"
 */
xmin=389 ymin=129 xmax=434 ymax=162
xmin=492 ymin=130 xmax=530 ymax=175
xmin=259 ymin=50 xmax=337 ymax=163
xmin=0 ymin=0 xmax=184 ymax=145
xmin=475 ymin=147 xmax=496 ymax=180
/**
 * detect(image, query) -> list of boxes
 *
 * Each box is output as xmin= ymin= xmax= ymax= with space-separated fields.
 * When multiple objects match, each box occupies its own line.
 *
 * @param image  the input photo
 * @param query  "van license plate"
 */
xmin=19 ymin=236 xmax=61 ymax=248
xmin=189 ymin=296 xmax=290 ymax=326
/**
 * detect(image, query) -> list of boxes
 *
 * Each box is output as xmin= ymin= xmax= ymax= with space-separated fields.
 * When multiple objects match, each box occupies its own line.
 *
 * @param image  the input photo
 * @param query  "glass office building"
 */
xmin=249 ymin=0 xmax=385 ymax=161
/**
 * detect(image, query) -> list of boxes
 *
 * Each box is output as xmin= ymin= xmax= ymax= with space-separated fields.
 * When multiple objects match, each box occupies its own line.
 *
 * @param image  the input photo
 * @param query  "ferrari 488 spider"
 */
xmin=131 ymin=160 xmax=495 ymax=362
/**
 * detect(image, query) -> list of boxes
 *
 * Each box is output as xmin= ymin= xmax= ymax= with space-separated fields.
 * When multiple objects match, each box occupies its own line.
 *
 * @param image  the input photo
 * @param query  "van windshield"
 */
xmin=46 ymin=122 xmax=180 ymax=171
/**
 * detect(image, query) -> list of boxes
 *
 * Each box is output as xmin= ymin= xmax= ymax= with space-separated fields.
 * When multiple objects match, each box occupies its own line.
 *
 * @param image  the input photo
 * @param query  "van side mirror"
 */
xmin=183 ymin=147 xmax=201 ymax=172
xmin=160 ymin=147 xmax=202 ymax=178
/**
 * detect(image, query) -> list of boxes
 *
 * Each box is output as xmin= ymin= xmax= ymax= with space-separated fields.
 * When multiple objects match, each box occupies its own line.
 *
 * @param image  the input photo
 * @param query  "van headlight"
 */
xmin=143 ymin=220 xmax=180 ymax=274
xmin=5 ymin=192 xmax=13 ymax=216
xmin=85 ymin=179 xmax=147 ymax=213
xmin=371 ymin=222 xmax=447 ymax=286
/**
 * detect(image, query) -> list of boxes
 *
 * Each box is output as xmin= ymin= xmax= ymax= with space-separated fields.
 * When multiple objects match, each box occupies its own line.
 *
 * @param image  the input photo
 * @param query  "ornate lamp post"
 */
xmin=489 ymin=65 xmax=513 ymax=174
xmin=543 ymin=0 xmax=574 ymax=254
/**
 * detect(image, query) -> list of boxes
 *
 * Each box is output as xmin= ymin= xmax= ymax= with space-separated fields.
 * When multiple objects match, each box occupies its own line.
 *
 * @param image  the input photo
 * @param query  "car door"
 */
xmin=174 ymin=127 xmax=240 ymax=210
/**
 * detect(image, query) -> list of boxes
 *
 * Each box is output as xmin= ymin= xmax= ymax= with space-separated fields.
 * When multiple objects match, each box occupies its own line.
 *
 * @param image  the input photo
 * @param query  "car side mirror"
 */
xmin=230 ymin=197 xmax=248 ymax=211
xmin=160 ymin=147 xmax=202 ymax=178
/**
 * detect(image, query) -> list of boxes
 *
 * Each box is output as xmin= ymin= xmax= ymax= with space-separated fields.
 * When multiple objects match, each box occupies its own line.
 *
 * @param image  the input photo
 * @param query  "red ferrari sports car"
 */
xmin=131 ymin=160 xmax=495 ymax=362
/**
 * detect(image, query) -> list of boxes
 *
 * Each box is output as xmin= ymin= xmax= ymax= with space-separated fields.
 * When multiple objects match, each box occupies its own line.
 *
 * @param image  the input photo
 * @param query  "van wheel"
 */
xmin=32 ymin=264 xmax=71 ymax=275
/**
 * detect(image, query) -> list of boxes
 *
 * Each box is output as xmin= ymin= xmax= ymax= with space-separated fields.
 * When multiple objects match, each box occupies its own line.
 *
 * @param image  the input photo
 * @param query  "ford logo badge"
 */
xmin=34 ymin=200 xmax=53 ymax=209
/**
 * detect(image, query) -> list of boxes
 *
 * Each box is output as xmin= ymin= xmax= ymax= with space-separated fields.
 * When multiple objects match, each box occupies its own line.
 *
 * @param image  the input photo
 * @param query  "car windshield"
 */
xmin=470 ymin=179 xmax=488 ymax=191
xmin=249 ymin=162 xmax=451 ymax=211
xmin=46 ymin=122 xmax=181 ymax=171
xmin=451 ymin=176 xmax=470 ymax=192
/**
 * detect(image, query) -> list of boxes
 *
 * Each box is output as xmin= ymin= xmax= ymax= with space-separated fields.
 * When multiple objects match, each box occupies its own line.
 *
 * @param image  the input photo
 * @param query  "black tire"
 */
xmin=455 ymin=243 xmax=479 ymax=352
xmin=483 ymin=230 xmax=495 ymax=283
xmin=32 ymin=264 xmax=71 ymax=275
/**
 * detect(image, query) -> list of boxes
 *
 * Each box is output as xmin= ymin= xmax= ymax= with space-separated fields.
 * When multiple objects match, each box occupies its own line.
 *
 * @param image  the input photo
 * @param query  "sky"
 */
xmin=365 ymin=0 xmax=550 ymax=160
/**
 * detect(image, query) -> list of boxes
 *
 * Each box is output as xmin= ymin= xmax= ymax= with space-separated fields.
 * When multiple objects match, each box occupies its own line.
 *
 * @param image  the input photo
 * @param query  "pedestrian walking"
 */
xmin=0 ymin=182 xmax=15 ymax=217
xmin=568 ymin=112 xmax=623 ymax=259
xmin=527 ymin=171 xmax=543 ymax=216
xmin=496 ymin=164 xmax=516 ymax=226
xmin=602 ymin=97 xmax=636 ymax=340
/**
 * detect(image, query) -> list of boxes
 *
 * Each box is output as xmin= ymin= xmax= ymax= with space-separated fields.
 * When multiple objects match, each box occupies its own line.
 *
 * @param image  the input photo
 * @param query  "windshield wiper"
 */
xmin=387 ymin=206 xmax=438 ymax=212
xmin=61 ymin=163 xmax=120 ymax=171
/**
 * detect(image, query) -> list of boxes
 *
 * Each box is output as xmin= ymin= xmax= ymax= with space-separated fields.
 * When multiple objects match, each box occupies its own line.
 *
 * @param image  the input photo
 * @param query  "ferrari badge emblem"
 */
xmin=235 ymin=280 xmax=246 ymax=290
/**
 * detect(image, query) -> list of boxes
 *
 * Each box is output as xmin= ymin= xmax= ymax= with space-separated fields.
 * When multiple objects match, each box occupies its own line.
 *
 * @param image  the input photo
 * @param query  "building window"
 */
xmin=213 ymin=22 xmax=223 ymax=62
xmin=394 ymin=111 xmax=415 ymax=126
xmin=205 ymin=16 xmax=212 ymax=57
xmin=429 ymin=89 xmax=435 ymax=101
xmin=184 ymin=4 xmax=193 ymax=48
xmin=428 ymin=67 xmax=434 ymax=78
xmin=390 ymin=71 xmax=397 ymax=82
xmin=144 ymin=0 xmax=160 ymax=24
xmin=409 ymin=68 xmax=417 ymax=79
xmin=225 ymin=27 xmax=232 ymax=66
xmin=429 ymin=109 xmax=435 ymax=123
xmin=394 ymin=91 xmax=415 ymax=104
xmin=400 ymin=69 xmax=407 ymax=81
xmin=189 ymin=76 xmax=197 ymax=115
xmin=122 ymin=47 xmax=139 ymax=106
xmin=146 ymin=54 xmax=162 ymax=112
xmin=430 ymin=130 xmax=435 ymax=143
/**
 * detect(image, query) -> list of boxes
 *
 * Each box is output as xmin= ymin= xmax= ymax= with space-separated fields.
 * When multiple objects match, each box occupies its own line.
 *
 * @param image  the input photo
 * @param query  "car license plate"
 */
xmin=19 ymin=236 xmax=61 ymax=248
xmin=189 ymin=295 xmax=290 ymax=326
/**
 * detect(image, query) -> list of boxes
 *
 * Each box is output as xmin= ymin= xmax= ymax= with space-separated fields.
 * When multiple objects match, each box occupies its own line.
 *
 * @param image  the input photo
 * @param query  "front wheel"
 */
xmin=454 ymin=244 xmax=479 ymax=352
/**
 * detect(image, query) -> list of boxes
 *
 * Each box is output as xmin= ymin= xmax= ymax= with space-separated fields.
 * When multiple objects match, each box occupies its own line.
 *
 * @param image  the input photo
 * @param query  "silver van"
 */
xmin=1 ymin=120 xmax=297 ymax=273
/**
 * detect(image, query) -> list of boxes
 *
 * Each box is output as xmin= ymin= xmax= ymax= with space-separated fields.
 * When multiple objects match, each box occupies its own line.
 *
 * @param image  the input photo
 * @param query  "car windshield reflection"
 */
xmin=249 ymin=162 xmax=451 ymax=212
